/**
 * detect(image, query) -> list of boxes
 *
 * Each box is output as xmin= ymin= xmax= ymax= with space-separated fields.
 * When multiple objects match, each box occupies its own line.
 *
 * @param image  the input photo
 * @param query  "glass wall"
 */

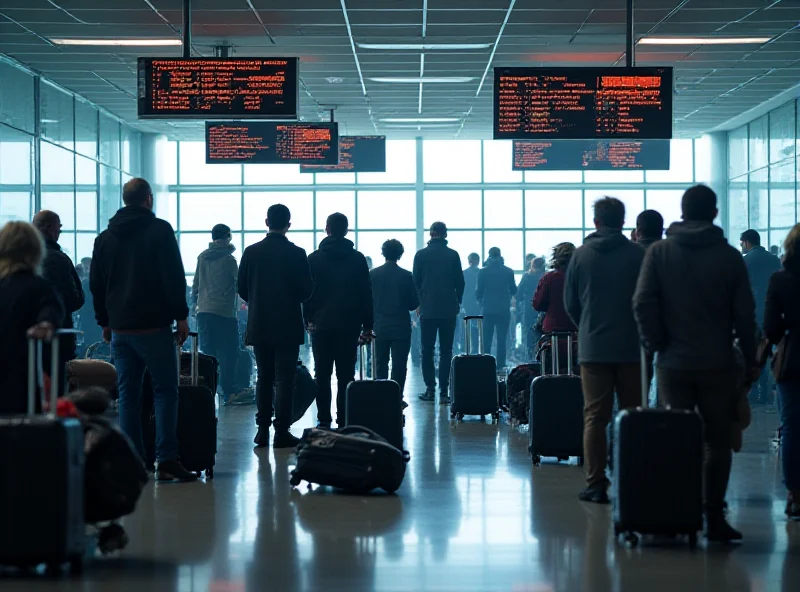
xmin=727 ymin=101 xmax=799 ymax=255
xmin=165 ymin=138 xmax=706 ymax=280
xmin=0 ymin=57 xmax=141 ymax=263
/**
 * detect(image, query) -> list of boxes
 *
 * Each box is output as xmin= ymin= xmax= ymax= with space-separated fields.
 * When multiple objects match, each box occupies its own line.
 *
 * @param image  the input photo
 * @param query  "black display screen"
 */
xmin=300 ymin=136 xmax=386 ymax=173
xmin=512 ymin=140 xmax=670 ymax=170
xmin=205 ymin=122 xmax=338 ymax=165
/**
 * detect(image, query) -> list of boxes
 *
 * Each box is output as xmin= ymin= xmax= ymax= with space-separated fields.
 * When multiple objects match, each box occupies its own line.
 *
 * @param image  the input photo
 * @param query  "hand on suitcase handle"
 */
xmin=27 ymin=321 xmax=55 ymax=341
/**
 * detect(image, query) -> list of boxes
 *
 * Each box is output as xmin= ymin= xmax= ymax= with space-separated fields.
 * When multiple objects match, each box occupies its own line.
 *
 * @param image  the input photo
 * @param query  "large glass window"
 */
xmin=424 ymin=190 xmax=482 ymax=228
xmin=645 ymin=139 xmax=694 ymax=183
xmin=483 ymin=141 xmax=522 ymax=183
xmin=179 ymin=192 xmax=242 ymax=232
xmin=423 ymin=140 xmax=482 ymax=183
xmin=357 ymin=191 xmax=415 ymax=229
xmin=181 ymin=142 xmax=241 ymax=185
xmin=0 ymin=124 xmax=34 ymax=185
xmin=357 ymin=140 xmax=416 ymax=184
xmin=40 ymin=82 xmax=74 ymax=151
xmin=584 ymin=190 xmax=643 ymax=229
xmin=525 ymin=190 xmax=582 ymax=229
xmin=484 ymin=191 xmax=523 ymax=228
xmin=244 ymin=192 xmax=313 ymax=231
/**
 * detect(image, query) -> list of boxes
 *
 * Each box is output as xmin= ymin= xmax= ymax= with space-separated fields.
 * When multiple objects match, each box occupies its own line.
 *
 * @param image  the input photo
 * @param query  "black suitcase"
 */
xmin=290 ymin=426 xmax=409 ymax=494
xmin=529 ymin=332 xmax=584 ymax=465
xmin=612 ymin=348 xmax=703 ymax=547
xmin=0 ymin=333 xmax=85 ymax=574
xmin=450 ymin=315 xmax=499 ymax=421
xmin=180 ymin=349 xmax=219 ymax=395
xmin=176 ymin=332 xmax=217 ymax=479
xmin=345 ymin=343 xmax=404 ymax=451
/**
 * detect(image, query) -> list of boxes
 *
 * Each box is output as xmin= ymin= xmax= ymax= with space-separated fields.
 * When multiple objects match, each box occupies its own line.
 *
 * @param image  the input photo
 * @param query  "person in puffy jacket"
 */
xmin=476 ymin=247 xmax=517 ymax=369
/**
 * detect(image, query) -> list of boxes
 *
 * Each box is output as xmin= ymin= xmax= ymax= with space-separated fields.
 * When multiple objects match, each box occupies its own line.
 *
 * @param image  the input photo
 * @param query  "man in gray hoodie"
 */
xmin=192 ymin=224 xmax=239 ymax=405
xmin=565 ymin=197 xmax=645 ymax=505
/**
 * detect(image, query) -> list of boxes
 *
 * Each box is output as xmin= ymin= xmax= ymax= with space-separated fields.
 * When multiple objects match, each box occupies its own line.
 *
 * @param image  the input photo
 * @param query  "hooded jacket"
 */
xmin=304 ymin=236 xmax=373 ymax=333
xmin=743 ymin=245 xmax=781 ymax=327
xmin=191 ymin=242 xmax=238 ymax=318
xmin=90 ymin=205 xmax=189 ymax=331
xmin=763 ymin=255 xmax=800 ymax=382
xmin=370 ymin=261 xmax=419 ymax=340
xmin=565 ymin=229 xmax=645 ymax=363
xmin=412 ymin=238 xmax=464 ymax=319
xmin=633 ymin=221 xmax=757 ymax=372
xmin=476 ymin=256 xmax=517 ymax=316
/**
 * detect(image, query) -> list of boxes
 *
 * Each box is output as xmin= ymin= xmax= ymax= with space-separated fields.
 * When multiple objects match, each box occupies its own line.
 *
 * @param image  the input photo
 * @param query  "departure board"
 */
xmin=300 ymin=136 xmax=386 ymax=173
xmin=138 ymin=57 xmax=299 ymax=119
xmin=205 ymin=122 xmax=338 ymax=165
xmin=494 ymin=67 xmax=673 ymax=140
xmin=512 ymin=140 xmax=670 ymax=171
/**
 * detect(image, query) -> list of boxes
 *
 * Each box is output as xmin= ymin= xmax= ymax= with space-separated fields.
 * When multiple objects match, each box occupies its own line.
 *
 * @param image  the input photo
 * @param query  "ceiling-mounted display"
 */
xmin=300 ymin=136 xmax=387 ymax=173
xmin=494 ymin=66 xmax=673 ymax=140
xmin=512 ymin=140 xmax=671 ymax=171
xmin=205 ymin=122 xmax=339 ymax=165
xmin=138 ymin=57 xmax=299 ymax=119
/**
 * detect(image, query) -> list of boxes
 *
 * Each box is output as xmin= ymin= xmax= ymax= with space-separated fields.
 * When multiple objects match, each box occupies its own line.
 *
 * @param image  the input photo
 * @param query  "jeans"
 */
xmin=374 ymin=337 xmax=412 ymax=396
xmin=484 ymin=313 xmax=511 ymax=368
xmin=112 ymin=329 xmax=179 ymax=463
xmin=420 ymin=317 xmax=457 ymax=395
xmin=749 ymin=364 xmax=772 ymax=405
xmin=311 ymin=329 xmax=360 ymax=424
xmin=778 ymin=380 xmax=800 ymax=492
xmin=254 ymin=344 xmax=299 ymax=432
xmin=658 ymin=367 xmax=737 ymax=515
xmin=197 ymin=312 xmax=239 ymax=397
xmin=580 ymin=363 xmax=642 ymax=487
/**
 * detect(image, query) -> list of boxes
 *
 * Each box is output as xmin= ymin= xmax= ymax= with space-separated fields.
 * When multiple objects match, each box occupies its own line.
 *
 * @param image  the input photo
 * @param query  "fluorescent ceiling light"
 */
xmin=369 ymin=77 xmax=475 ymax=83
xmin=381 ymin=117 xmax=460 ymax=123
xmin=358 ymin=43 xmax=492 ymax=51
xmin=638 ymin=37 xmax=771 ymax=45
xmin=50 ymin=38 xmax=182 ymax=46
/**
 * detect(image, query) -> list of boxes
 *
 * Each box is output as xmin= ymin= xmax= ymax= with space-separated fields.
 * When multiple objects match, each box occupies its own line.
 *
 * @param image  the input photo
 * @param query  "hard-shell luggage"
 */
xmin=612 ymin=348 xmax=703 ymax=547
xmin=529 ymin=332 xmax=584 ymax=465
xmin=450 ymin=315 xmax=499 ymax=421
xmin=290 ymin=426 xmax=409 ymax=494
xmin=345 ymin=342 xmax=404 ymax=451
xmin=176 ymin=332 xmax=217 ymax=479
xmin=0 ymin=332 xmax=85 ymax=574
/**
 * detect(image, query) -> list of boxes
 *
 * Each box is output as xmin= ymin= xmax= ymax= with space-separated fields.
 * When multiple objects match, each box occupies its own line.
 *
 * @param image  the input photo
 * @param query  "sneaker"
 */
xmin=254 ymin=426 xmax=269 ymax=448
xmin=439 ymin=395 xmax=451 ymax=405
xmin=273 ymin=431 xmax=301 ymax=449
xmin=705 ymin=516 xmax=743 ymax=543
xmin=578 ymin=483 xmax=610 ymax=505
xmin=786 ymin=492 xmax=800 ymax=519
xmin=155 ymin=460 xmax=199 ymax=483
xmin=418 ymin=390 xmax=435 ymax=402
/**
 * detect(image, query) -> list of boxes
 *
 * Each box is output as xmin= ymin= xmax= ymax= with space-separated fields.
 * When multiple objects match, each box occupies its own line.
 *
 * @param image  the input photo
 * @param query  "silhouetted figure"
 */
xmin=533 ymin=242 xmax=577 ymax=334
xmin=517 ymin=256 xmax=545 ymax=358
xmin=459 ymin=252 xmax=481 ymax=354
xmin=476 ymin=246 xmax=517 ymax=369
xmin=635 ymin=209 xmax=664 ymax=250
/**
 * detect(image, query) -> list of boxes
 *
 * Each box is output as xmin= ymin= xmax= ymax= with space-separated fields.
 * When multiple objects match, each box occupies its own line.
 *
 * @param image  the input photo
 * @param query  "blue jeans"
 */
xmin=111 ymin=329 xmax=179 ymax=463
xmin=778 ymin=380 xmax=800 ymax=492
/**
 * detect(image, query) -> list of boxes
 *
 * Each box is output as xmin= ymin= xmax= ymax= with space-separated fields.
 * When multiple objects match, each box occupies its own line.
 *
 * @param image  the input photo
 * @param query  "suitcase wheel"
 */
xmin=205 ymin=468 xmax=214 ymax=480
xmin=531 ymin=454 xmax=541 ymax=466
xmin=622 ymin=532 xmax=639 ymax=548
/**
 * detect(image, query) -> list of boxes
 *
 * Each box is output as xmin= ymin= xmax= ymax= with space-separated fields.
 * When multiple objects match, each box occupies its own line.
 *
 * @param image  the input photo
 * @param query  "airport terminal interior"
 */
xmin=1 ymin=0 xmax=800 ymax=590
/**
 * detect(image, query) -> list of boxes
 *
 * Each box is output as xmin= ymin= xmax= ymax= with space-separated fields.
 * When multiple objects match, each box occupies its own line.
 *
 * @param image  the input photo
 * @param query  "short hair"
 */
xmin=381 ymin=239 xmax=404 ymax=262
xmin=211 ymin=224 xmax=231 ymax=241
xmin=784 ymin=223 xmax=800 ymax=264
xmin=525 ymin=253 xmax=535 ymax=263
xmin=0 ymin=221 xmax=45 ymax=279
xmin=740 ymin=229 xmax=761 ymax=246
xmin=532 ymin=256 xmax=545 ymax=270
xmin=681 ymin=184 xmax=717 ymax=222
xmin=593 ymin=197 xmax=625 ymax=230
xmin=770 ymin=245 xmax=779 ymax=256
xmin=468 ymin=252 xmax=480 ymax=264
xmin=122 ymin=177 xmax=153 ymax=206
xmin=266 ymin=204 xmax=291 ymax=230
xmin=32 ymin=210 xmax=60 ymax=232
xmin=636 ymin=210 xmax=664 ymax=240
xmin=488 ymin=246 xmax=501 ymax=258
xmin=430 ymin=221 xmax=447 ymax=238
xmin=326 ymin=212 xmax=349 ymax=238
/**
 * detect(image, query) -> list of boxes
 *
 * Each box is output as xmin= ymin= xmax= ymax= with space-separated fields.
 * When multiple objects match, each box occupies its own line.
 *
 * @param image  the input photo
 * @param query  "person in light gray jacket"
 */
xmin=565 ymin=197 xmax=645 ymax=505
xmin=192 ymin=224 xmax=239 ymax=404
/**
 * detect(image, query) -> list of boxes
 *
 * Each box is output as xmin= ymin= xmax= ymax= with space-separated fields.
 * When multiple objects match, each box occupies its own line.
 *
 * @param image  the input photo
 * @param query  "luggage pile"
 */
xmin=506 ymin=362 xmax=541 ymax=424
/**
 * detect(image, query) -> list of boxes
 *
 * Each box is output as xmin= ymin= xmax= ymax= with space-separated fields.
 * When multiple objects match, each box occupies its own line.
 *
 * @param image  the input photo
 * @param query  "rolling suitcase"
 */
xmin=529 ymin=332 xmax=584 ymax=465
xmin=612 ymin=348 xmax=703 ymax=547
xmin=449 ymin=315 xmax=499 ymax=421
xmin=176 ymin=332 xmax=217 ymax=479
xmin=0 ymin=331 xmax=85 ymax=574
xmin=345 ymin=341 xmax=404 ymax=451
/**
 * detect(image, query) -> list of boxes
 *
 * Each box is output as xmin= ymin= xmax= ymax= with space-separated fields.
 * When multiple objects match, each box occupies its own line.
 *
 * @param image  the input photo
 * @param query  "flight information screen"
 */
xmin=512 ymin=140 xmax=670 ymax=171
xmin=300 ymin=136 xmax=386 ymax=173
xmin=205 ymin=122 xmax=339 ymax=165
xmin=494 ymin=67 xmax=673 ymax=140
xmin=138 ymin=57 xmax=299 ymax=119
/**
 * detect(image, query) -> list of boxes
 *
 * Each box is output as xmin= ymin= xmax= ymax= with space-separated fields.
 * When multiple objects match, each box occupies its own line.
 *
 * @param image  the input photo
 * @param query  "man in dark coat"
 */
xmin=305 ymin=213 xmax=373 ymax=428
xmin=239 ymin=204 xmax=313 ymax=447
xmin=475 ymin=247 xmax=517 ymax=369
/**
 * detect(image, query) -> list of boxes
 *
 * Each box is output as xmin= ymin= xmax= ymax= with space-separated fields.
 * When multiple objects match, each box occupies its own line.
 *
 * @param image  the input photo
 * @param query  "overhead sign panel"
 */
xmin=300 ymin=136 xmax=387 ymax=173
xmin=512 ymin=140 xmax=670 ymax=171
xmin=138 ymin=57 xmax=299 ymax=119
xmin=494 ymin=67 xmax=673 ymax=140
xmin=205 ymin=122 xmax=339 ymax=165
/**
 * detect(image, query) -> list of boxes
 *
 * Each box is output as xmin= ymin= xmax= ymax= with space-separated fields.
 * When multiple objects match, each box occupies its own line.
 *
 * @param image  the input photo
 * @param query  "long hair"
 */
xmin=550 ymin=242 xmax=576 ymax=271
xmin=784 ymin=223 xmax=800 ymax=265
xmin=0 ymin=221 xmax=46 ymax=279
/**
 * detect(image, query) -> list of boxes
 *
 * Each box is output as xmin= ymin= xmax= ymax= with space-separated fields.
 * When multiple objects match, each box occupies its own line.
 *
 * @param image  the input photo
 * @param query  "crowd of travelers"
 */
xmin=0 ymin=176 xmax=798 ymax=541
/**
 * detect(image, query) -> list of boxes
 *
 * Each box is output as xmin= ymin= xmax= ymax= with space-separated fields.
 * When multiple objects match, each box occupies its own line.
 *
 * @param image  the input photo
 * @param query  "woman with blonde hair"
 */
xmin=0 ymin=221 xmax=63 ymax=414
xmin=764 ymin=223 xmax=800 ymax=519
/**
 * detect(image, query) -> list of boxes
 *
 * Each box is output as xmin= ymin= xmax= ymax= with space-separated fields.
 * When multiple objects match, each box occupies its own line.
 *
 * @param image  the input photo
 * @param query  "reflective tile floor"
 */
xmin=6 ymin=362 xmax=800 ymax=592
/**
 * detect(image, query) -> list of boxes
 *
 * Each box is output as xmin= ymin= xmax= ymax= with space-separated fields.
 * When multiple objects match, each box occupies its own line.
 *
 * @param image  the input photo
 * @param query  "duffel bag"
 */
xmin=66 ymin=359 xmax=118 ymax=398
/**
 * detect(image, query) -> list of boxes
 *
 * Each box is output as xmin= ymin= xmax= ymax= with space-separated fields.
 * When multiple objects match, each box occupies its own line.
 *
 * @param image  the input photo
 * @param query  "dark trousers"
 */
xmin=197 ymin=312 xmax=239 ymax=397
xmin=778 ymin=380 xmax=800 ymax=492
xmin=484 ymin=313 xmax=511 ymax=368
xmin=374 ymin=337 xmax=412 ymax=396
xmin=658 ymin=367 xmax=736 ymax=515
xmin=420 ymin=317 xmax=457 ymax=395
xmin=311 ymin=329 xmax=360 ymax=424
xmin=253 ymin=344 xmax=299 ymax=432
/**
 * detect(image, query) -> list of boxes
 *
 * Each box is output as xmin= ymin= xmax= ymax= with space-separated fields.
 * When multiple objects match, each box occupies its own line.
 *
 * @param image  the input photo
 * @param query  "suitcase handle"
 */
xmin=463 ymin=315 xmax=485 ymax=355
xmin=358 ymin=339 xmax=377 ymax=381
xmin=539 ymin=332 xmax=573 ymax=375
xmin=177 ymin=332 xmax=200 ymax=386
xmin=27 ymin=328 xmax=81 ymax=417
